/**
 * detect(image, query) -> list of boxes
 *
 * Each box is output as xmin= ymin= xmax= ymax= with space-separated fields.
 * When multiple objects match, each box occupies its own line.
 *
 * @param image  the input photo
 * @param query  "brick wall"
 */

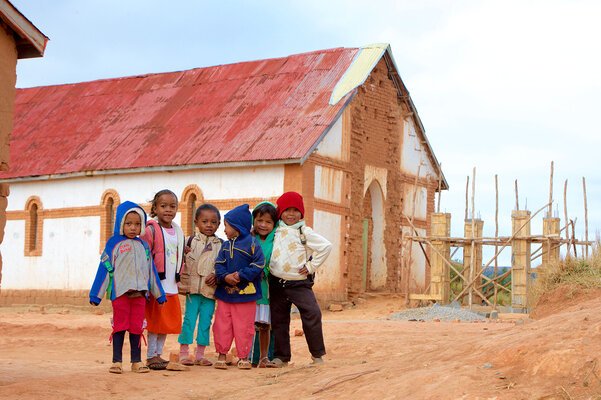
xmin=0 ymin=21 xmax=18 ymax=291
xmin=345 ymin=58 xmax=436 ymax=294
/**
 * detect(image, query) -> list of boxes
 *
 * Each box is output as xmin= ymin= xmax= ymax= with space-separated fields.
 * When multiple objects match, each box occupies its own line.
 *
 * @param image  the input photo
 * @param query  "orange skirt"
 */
xmin=145 ymin=293 xmax=182 ymax=334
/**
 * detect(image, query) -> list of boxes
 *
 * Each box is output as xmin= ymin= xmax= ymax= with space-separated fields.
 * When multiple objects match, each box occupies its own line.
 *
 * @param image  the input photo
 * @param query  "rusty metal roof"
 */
xmin=3 ymin=47 xmax=360 ymax=180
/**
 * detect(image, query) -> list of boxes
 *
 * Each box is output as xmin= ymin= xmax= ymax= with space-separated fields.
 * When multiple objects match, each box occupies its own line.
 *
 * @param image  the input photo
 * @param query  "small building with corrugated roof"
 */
xmin=0 ymin=43 xmax=447 ymax=305
xmin=0 ymin=0 xmax=47 ymax=292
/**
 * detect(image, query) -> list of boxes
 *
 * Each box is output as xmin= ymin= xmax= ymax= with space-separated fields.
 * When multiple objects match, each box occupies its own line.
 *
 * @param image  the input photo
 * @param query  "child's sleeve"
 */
xmin=214 ymin=245 xmax=228 ymax=284
xmin=304 ymin=228 xmax=332 ymax=274
xmin=238 ymin=240 xmax=265 ymax=282
xmin=140 ymin=224 xmax=165 ymax=280
xmin=89 ymin=250 xmax=112 ymax=305
xmin=144 ymin=241 xmax=166 ymax=303
xmin=139 ymin=223 xmax=154 ymax=248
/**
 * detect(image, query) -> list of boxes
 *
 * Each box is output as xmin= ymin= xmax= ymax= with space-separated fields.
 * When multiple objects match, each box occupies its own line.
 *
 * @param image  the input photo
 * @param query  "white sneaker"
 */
xmin=311 ymin=356 xmax=324 ymax=365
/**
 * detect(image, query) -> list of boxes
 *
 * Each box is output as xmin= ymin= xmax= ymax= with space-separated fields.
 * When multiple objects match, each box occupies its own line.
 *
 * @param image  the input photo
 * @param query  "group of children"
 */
xmin=89 ymin=190 xmax=332 ymax=373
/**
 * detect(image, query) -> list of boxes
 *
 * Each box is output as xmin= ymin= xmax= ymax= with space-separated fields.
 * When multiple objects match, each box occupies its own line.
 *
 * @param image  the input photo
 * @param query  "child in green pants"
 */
xmin=178 ymin=204 xmax=223 ymax=366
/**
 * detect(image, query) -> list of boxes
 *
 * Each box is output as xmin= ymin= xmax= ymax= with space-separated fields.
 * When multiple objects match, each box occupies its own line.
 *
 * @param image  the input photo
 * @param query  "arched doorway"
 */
xmin=362 ymin=180 xmax=387 ymax=290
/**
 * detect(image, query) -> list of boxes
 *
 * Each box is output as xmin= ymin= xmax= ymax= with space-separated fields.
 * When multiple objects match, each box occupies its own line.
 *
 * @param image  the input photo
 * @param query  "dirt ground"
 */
xmin=1 ymin=289 xmax=601 ymax=400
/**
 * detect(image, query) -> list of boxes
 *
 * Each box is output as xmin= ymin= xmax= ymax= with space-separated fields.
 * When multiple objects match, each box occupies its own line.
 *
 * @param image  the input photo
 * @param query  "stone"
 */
xmin=329 ymin=303 xmax=343 ymax=312
xmin=294 ymin=329 xmax=304 ymax=337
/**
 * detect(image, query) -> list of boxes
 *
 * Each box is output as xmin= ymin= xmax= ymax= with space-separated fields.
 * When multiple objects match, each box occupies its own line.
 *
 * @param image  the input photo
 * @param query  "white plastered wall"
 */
xmin=401 ymin=226 xmax=427 ymax=292
xmin=314 ymin=166 xmax=343 ymax=203
xmin=367 ymin=181 xmax=387 ymax=289
xmin=7 ymin=166 xmax=284 ymax=210
xmin=400 ymin=118 xmax=437 ymax=179
xmin=312 ymin=210 xmax=342 ymax=297
xmin=2 ymin=166 xmax=284 ymax=290
xmin=315 ymin=114 xmax=348 ymax=162
xmin=402 ymin=185 xmax=428 ymax=220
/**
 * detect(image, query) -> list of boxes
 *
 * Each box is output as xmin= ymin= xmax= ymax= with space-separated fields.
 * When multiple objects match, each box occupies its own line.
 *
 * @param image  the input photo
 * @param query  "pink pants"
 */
xmin=212 ymin=300 xmax=256 ymax=358
xmin=112 ymin=295 xmax=146 ymax=335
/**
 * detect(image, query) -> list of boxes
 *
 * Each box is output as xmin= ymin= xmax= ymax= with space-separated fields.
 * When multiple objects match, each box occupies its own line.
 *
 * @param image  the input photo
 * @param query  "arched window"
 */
xmin=24 ymin=197 xmax=43 ymax=256
xmin=181 ymin=185 xmax=203 ymax=237
xmin=100 ymin=190 xmax=120 ymax=252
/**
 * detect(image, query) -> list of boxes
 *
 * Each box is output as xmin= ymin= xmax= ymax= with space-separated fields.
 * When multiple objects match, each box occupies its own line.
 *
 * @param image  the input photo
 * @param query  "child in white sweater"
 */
xmin=267 ymin=191 xmax=332 ymax=368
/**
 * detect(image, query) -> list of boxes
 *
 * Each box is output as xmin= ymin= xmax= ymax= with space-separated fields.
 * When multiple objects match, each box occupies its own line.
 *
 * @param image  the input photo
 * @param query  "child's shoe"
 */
xmin=237 ymin=359 xmax=252 ymax=370
xmin=311 ymin=356 xmax=324 ymax=365
xmin=194 ymin=358 xmax=213 ymax=366
xmin=165 ymin=352 xmax=190 ymax=371
xmin=265 ymin=358 xmax=288 ymax=368
xmin=109 ymin=362 xmax=123 ymax=374
xmin=131 ymin=362 xmax=150 ymax=373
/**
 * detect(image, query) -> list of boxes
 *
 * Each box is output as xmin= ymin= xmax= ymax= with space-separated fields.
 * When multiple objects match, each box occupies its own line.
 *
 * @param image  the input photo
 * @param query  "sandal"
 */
xmin=213 ymin=360 xmax=228 ymax=370
xmin=180 ymin=357 xmax=195 ymax=366
xmin=131 ymin=362 xmax=150 ymax=373
xmin=237 ymin=359 xmax=252 ymax=370
xmin=257 ymin=357 xmax=269 ymax=368
xmin=166 ymin=361 xmax=190 ymax=371
xmin=194 ymin=358 xmax=213 ymax=366
xmin=109 ymin=362 xmax=123 ymax=374
xmin=146 ymin=356 xmax=168 ymax=370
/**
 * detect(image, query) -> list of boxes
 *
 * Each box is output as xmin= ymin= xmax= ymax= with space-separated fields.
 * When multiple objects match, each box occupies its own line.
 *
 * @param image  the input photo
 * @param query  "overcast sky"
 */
xmin=12 ymin=0 xmax=601 ymax=263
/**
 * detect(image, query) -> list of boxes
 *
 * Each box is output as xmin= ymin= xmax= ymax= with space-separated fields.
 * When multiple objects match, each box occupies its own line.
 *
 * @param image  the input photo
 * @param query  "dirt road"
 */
xmin=1 ymin=291 xmax=600 ymax=399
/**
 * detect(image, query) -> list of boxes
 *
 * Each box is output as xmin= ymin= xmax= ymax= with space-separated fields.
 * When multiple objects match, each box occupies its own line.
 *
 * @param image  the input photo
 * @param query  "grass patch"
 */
xmin=531 ymin=242 xmax=601 ymax=305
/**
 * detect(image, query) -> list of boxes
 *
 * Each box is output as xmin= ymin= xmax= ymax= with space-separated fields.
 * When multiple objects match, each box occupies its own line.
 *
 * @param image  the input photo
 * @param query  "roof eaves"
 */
xmin=0 ymin=0 xmax=48 ymax=58
xmin=0 ymin=158 xmax=301 ymax=183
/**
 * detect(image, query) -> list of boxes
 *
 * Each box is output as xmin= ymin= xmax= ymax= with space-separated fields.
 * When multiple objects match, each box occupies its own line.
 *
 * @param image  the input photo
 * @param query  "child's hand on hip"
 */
xmin=205 ymin=273 xmax=217 ymax=286
xmin=299 ymin=265 xmax=309 ymax=275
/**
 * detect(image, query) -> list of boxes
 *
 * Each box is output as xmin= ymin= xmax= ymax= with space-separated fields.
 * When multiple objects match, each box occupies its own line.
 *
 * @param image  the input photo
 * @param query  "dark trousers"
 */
xmin=269 ymin=275 xmax=325 ymax=362
xmin=112 ymin=330 xmax=142 ymax=363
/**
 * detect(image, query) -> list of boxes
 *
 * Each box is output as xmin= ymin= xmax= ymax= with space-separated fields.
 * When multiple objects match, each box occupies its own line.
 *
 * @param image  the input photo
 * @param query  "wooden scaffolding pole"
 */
xmin=469 ymin=167 xmax=476 ymax=308
xmin=583 ymin=177 xmax=589 ymax=258
xmin=514 ymin=179 xmax=519 ymax=210
xmin=548 ymin=161 xmax=554 ymax=218
xmin=564 ymin=179 xmax=570 ymax=258
xmin=494 ymin=174 xmax=499 ymax=307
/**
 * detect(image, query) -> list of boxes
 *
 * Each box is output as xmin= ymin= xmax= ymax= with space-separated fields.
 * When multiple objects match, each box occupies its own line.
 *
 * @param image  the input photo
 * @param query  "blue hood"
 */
xmin=114 ymin=201 xmax=147 ymax=236
xmin=224 ymin=204 xmax=252 ymax=237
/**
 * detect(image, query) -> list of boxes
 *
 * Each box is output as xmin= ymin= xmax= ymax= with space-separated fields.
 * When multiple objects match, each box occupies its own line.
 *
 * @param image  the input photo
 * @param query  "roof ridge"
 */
xmin=16 ymin=46 xmax=359 ymax=91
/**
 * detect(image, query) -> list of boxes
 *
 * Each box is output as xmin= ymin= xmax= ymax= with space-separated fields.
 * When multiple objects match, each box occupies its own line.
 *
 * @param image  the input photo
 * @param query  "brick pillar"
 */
xmin=463 ymin=219 xmax=483 ymax=305
xmin=542 ymin=217 xmax=560 ymax=268
xmin=430 ymin=213 xmax=450 ymax=304
xmin=511 ymin=210 xmax=531 ymax=312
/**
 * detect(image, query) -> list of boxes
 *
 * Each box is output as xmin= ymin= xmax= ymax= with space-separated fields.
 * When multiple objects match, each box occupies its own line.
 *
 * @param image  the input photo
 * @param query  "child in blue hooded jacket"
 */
xmin=212 ymin=204 xmax=265 ymax=370
xmin=89 ymin=201 xmax=166 ymax=374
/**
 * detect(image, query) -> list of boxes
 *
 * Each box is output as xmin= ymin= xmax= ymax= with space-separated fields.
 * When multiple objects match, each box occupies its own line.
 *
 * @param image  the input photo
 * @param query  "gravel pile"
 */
xmin=388 ymin=302 xmax=486 ymax=322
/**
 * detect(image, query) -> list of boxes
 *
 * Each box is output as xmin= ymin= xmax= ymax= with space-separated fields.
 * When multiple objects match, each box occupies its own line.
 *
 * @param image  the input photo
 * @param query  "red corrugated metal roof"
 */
xmin=2 ymin=47 xmax=361 ymax=180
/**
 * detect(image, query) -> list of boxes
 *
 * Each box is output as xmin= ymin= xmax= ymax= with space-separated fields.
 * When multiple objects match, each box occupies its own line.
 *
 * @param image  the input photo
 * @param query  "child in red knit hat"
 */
xmin=266 ymin=191 xmax=332 ymax=368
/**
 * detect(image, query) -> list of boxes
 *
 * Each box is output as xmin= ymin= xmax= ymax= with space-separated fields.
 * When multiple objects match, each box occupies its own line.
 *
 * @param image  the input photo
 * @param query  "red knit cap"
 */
xmin=276 ymin=191 xmax=305 ymax=219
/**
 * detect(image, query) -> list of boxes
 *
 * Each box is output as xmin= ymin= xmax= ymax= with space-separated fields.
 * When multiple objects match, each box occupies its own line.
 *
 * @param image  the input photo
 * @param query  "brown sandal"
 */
xmin=180 ymin=357 xmax=195 ymax=366
xmin=146 ymin=356 xmax=168 ymax=370
xmin=109 ymin=362 xmax=123 ymax=374
xmin=258 ymin=357 xmax=269 ymax=368
xmin=194 ymin=358 xmax=213 ymax=366
xmin=237 ymin=359 xmax=252 ymax=370
xmin=214 ymin=360 xmax=228 ymax=370
xmin=131 ymin=362 xmax=150 ymax=373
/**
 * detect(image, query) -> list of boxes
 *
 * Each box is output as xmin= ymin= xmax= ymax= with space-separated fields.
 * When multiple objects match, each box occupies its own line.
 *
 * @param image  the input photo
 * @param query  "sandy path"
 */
xmin=1 ymin=293 xmax=600 ymax=399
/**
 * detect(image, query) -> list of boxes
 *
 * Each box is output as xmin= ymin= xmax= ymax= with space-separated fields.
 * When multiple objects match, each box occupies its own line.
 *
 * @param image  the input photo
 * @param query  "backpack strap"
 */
xmin=187 ymin=235 xmax=194 ymax=247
